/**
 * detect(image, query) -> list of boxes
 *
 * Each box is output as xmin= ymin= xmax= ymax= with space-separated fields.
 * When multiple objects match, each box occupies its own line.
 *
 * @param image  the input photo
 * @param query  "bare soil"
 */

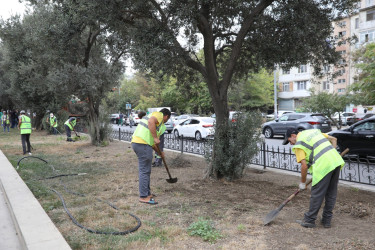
xmin=1 ymin=131 xmax=375 ymax=249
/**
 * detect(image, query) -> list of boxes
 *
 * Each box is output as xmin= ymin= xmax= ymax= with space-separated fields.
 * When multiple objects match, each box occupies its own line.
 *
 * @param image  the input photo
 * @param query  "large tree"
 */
xmin=105 ymin=0 xmax=356 ymax=178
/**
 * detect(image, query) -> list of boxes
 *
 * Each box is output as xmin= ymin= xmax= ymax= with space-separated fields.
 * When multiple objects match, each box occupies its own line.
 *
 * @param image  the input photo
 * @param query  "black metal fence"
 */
xmin=112 ymin=129 xmax=375 ymax=186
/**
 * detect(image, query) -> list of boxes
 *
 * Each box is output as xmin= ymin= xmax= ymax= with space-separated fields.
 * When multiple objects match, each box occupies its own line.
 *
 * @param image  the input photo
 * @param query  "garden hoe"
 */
xmin=263 ymin=148 xmax=349 ymax=226
xmin=153 ymin=145 xmax=178 ymax=183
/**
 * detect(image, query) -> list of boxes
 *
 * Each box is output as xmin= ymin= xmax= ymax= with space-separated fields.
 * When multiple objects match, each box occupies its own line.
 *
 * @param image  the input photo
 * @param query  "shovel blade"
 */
xmin=263 ymin=208 xmax=281 ymax=226
xmin=166 ymin=177 xmax=178 ymax=183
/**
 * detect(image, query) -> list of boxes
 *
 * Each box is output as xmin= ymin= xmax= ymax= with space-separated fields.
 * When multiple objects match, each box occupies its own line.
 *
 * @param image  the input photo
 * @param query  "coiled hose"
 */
xmin=17 ymin=156 xmax=142 ymax=235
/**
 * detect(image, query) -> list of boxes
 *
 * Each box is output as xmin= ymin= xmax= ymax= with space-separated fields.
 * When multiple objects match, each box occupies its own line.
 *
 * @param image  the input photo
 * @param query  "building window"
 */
xmin=282 ymin=82 xmax=289 ymax=92
xmin=338 ymin=31 xmax=346 ymax=37
xmin=338 ymin=21 xmax=346 ymax=27
xmin=323 ymin=65 xmax=330 ymax=73
xmin=338 ymin=88 xmax=346 ymax=93
xmin=282 ymin=68 xmax=290 ymax=75
xmin=360 ymin=30 xmax=375 ymax=43
xmin=338 ymin=68 xmax=346 ymax=75
xmin=339 ymin=59 xmax=346 ymax=65
xmin=323 ymin=81 xmax=330 ymax=90
xmin=338 ymin=79 xmax=346 ymax=84
xmin=367 ymin=10 xmax=375 ymax=21
xmin=296 ymin=81 xmax=307 ymax=90
xmin=338 ymin=50 xmax=346 ymax=55
xmin=367 ymin=0 xmax=375 ymax=8
xmin=355 ymin=18 xmax=359 ymax=29
xmin=298 ymin=65 xmax=307 ymax=73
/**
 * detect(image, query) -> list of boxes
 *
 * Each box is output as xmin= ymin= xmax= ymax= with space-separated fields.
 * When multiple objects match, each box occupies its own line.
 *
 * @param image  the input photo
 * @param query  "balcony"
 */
xmin=278 ymin=90 xmax=310 ymax=99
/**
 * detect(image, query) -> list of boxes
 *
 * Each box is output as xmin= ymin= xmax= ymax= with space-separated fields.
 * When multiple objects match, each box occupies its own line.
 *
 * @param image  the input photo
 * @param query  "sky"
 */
xmin=0 ymin=0 xmax=27 ymax=20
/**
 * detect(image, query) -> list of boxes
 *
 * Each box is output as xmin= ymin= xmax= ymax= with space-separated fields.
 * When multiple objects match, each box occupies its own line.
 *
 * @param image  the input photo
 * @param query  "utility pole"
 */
xmin=274 ymin=66 xmax=278 ymax=119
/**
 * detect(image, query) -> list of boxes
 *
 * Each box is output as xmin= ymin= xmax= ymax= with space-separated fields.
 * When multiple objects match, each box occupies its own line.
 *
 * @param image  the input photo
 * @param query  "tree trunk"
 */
xmin=87 ymin=96 xmax=101 ymax=144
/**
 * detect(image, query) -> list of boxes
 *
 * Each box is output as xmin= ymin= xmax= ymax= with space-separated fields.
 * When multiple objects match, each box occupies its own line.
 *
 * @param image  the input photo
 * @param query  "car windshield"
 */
xmin=353 ymin=121 xmax=375 ymax=131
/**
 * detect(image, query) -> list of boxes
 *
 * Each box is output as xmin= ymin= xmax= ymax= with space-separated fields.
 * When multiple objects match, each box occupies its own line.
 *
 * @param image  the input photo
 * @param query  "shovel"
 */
xmin=153 ymin=145 xmax=178 ymax=183
xmin=74 ymin=130 xmax=81 ymax=138
xmin=263 ymin=148 xmax=349 ymax=226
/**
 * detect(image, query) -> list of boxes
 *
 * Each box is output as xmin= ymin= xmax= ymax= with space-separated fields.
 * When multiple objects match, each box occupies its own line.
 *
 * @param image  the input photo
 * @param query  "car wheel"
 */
xmin=263 ymin=127 xmax=273 ymax=139
xmin=174 ymin=130 xmax=179 ymax=138
xmin=195 ymin=131 xmax=202 ymax=141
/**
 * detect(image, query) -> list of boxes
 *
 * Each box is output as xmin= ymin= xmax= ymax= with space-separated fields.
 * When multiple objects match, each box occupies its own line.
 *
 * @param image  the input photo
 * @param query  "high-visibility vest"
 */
xmin=292 ymin=129 xmax=345 ymax=186
xmin=4 ymin=115 xmax=10 ymax=124
xmin=132 ymin=112 xmax=164 ymax=146
xmin=64 ymin=118 xmax=76 ymax=130
xmin=20 ymin=115 xmax=32 ymax=134
xmin=50 ymin=116 xmax=58 ymax=127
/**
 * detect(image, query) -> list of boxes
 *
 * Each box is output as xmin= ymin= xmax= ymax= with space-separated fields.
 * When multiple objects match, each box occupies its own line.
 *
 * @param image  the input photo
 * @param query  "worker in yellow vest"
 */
xmin=2 ymin=110 xmax=10 ymax=132
xmin=18 ymin=110 xmax=32 ymax=155
xmin=131 ymin=108 xmax=171 ymax=205
xmin=64 ymin=117 xmax=77 ymax=142
xmin=283 ymin=128 xmax=345 ymax=228
xmin=46 ymin=113 xmax=58 ymax=135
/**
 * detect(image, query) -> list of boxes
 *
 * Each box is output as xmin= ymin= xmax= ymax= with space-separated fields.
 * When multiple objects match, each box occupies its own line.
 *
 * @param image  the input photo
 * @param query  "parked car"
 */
xmin=266 ymin=110 xmax=294 ymax=121
xmin=173 ymin=117 xmax=215 ymax=140
xmin=210 ymin=111 xmax=240 ymax=122
xmin=328 ymin=116 xmax=375 ymax=157
xmin=262 ymin=113 xmax=332 ymax=139
xmin=173 ymin=114 xmax=199 ymax=127
xmin=332 ymin=112 xmax=355 ymax=126
xmin=346 ymin=113 xmax=374 ymax=126
xmin=110 ymin=114 xmax=120 ymax=124
xmin=164 ymin=118 xmax=174 ymax=133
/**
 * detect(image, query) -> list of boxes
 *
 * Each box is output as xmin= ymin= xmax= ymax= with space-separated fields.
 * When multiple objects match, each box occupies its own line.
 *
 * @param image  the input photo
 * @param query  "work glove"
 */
xmin=299 ymin=182 xmax=306 ymax=190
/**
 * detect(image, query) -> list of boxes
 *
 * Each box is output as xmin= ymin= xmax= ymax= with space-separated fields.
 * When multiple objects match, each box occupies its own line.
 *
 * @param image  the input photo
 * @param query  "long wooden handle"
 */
xmin=153 ymin=145 xmax=173 ymax=179
xmin=285 ymin=148 xmax=349 ymax=204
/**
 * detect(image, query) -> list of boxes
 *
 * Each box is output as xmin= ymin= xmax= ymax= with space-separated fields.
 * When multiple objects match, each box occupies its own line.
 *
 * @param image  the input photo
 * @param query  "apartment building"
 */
xmin=277 ymin=1 xmax=375 ymax=112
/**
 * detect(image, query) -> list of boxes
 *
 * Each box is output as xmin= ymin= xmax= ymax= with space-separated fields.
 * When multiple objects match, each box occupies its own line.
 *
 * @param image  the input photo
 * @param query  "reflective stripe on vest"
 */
xmin=132 ymin=113 xmax=163 ymax=146
xmin=292 ymin=129 xmax=345 ymax=186
xmin=64 ymin=119 xmax=76 ymax=130
xmin=50 ymin=117 xmax=58 ymax=127
xmin=20 ymin=115 xmax=32 ymax=134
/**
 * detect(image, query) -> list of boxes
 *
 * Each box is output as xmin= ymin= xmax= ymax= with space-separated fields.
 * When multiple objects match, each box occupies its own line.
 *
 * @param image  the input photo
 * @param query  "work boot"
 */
xmin=296 ymin=219 xmax=316 ymax=228
xmin=321 ymin=218 xmax=331 ymax=228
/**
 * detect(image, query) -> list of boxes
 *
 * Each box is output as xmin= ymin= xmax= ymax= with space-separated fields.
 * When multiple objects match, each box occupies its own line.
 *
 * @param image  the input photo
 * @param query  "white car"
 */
xmin=173 ymin=117 xmax=215 ymax=140
xmin=332 ymin=112 xmax=355 ymax=126
xmin=173 ymin=114 xmax=199 ymax=127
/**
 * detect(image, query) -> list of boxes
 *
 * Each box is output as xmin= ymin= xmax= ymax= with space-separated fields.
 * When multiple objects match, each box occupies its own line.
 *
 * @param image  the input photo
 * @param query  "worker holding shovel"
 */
xmin=131 ymin=108 xmax=171 ymax=205
xmin=46 ymin=113 xmax=58 ymax=135
xmin=64 ymin=117 xmax=77 ymax=142
xmin=283 ymin=128 xmax=345 ymax=228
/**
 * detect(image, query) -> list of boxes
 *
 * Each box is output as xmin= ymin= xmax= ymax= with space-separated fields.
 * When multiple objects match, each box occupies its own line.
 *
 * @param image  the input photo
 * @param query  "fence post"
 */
xmin=263 ymin=141 xmax=266 ymax=169
xmin=118 ymin=128 xmax=121 ymax=141
xmin=181 ymin=135 xmax=184 ymax=154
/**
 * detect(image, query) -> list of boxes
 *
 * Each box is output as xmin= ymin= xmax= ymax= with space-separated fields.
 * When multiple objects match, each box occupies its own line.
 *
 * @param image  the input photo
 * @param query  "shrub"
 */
xmin=187 ymin=217 xmax=222 ymax=243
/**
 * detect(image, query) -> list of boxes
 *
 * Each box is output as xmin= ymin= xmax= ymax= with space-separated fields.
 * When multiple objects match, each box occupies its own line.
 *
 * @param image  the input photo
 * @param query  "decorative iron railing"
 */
xmin=112 ymin=129 xmax=375 ymax=186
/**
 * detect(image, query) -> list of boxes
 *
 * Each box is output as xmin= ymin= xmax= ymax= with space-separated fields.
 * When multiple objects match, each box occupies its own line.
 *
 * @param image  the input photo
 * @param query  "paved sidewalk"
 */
xmin=0 ymin=150 xmax=71 ymax=250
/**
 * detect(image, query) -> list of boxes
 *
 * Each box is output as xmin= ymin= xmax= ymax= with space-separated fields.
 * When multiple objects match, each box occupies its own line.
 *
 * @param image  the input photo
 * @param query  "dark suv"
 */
xmin=328 ymin=117 xmax=375 ymax=157
xmin=262 ymin=113 xmax=331 ymax=138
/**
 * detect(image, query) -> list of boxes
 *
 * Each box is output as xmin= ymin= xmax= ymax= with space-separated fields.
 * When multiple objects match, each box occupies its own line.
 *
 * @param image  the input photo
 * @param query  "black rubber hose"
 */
xmin=17 ymin=155 xmax=142 ymax=235
xmin=51 ymin=189 xmax=141 ymax=235
xmin=17 ymin=156 xmax=48 ymax=169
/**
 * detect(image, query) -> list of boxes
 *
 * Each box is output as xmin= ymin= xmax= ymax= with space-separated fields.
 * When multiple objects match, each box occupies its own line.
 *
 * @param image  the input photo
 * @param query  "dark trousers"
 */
xmin=132 ymin=143 xmax=153 ymax=198
xmin=21 ymin=134 xmax=31 ymax=154
xmin=304 ymin=166 xmax=341 ymax=224
xmin=65 ymin=125 xmax=72 ymax=141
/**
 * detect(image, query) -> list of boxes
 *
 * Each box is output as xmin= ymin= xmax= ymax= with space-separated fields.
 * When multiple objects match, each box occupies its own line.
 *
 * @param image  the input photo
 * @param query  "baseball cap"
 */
xmin=20 ymin=110 xmax=25 ymax=114
xmin=50 ymin=113 xmax=54 ymax=117
xmin=282 ymin=128 xmax=298 ymax=145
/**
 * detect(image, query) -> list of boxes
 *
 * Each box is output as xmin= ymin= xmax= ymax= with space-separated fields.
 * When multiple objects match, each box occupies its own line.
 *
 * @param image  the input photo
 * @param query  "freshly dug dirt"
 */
xmin=1 ymin=131 xmax=374 ymax=249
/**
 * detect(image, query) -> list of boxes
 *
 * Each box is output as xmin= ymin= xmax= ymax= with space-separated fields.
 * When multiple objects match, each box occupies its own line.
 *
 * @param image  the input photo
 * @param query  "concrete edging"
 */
xmin=0 ymin=150 xmax=71 ymax=250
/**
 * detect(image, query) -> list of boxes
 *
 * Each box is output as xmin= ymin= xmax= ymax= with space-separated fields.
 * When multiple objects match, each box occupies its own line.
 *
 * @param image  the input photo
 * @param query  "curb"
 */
xmin=0 ymin=150 xmax=71 ymax=250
